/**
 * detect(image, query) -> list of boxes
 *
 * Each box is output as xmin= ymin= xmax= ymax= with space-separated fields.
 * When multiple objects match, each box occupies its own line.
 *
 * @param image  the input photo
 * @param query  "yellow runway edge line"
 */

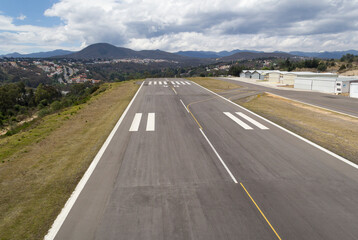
xmin=240 ymin=183 xmax=282 ymax=240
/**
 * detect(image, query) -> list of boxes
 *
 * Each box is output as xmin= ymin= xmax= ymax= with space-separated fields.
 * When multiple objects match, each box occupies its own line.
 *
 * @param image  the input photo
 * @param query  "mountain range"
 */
xmin=1 ymin=43 xmax=357 ymax=61
xmin=0 ymin=49 xmax=74 ymax=58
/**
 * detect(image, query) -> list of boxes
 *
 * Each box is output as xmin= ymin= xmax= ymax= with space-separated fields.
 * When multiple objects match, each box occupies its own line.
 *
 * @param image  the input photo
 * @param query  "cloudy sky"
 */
xmin=1 ymin=0 xmax=358 ymax=54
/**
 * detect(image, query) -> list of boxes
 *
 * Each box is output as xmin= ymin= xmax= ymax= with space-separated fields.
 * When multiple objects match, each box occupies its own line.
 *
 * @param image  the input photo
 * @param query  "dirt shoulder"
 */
xmin=188 ymin=77 xmax=240 ymax=92
xmin=0 ymin=81 xmax=140 ymax=239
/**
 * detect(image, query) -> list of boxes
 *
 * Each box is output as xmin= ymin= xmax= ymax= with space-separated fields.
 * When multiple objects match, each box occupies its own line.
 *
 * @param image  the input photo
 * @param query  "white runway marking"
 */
xmin=180 ymin=81 xmax=186 ymax=85
xmin=164 ymin=81 xmax=167 ymax=85
xmin=146 ymin=113 xmax=155 ymax=131
xmin=200 ymin=129 xmax=238 ymax=183
xmin=159 ymin=81 xmax=162 ymax=85
xmin=171 ymin=81 xmax=175 ymax=84
xmin=224 ymin=112 xmax=253 ymax=130
xmin=175 ymin=81 xmax=181 ymax=85
xmin=129 ymin=113 xmax=142 ymax=132
xmin=180 ymin=99 xmax=189 ymax=113
xmin=154 ymin=81 xmax=157 ymax=85
xmin=236 ymin=112 xmax=269 ymax=130
xmin=148 ymin=81 xmax=152 ymax=85
xmin=185 ymin=81 xmax=191 ymax=85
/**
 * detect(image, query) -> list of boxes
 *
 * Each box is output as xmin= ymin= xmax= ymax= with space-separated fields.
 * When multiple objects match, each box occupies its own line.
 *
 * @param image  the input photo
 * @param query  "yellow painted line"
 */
xmin=186 ymin=97 xmax=215 ymax=129
xmin=240 ymin=183 xmax=282 ymax=240
xmin=188 ymin=108 xmax=203 ymax=129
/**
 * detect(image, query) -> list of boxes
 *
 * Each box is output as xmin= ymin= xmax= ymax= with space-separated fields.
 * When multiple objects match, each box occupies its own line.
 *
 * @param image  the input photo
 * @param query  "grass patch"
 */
xmin=0 ymin=80 xmax=140 ymax=239
xmin=236 ymin=93 xmax=358 ymax=164
xmin=187 ymin=77 xmax=240 ymax=93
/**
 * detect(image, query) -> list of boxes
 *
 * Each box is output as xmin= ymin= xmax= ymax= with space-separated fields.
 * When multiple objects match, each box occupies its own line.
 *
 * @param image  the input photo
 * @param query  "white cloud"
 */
xmin=1 ymin=0 xmax=358 ymax=53
xmin=17 ymin=14 xmax=26 ymax=21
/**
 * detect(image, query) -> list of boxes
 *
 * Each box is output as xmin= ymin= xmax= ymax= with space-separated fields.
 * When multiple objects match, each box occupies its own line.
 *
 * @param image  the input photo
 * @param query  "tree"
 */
xmin=228 ymin=65 xmax=244 ymax=76
xmin=317 ymin=63 xmax=327 ymax=72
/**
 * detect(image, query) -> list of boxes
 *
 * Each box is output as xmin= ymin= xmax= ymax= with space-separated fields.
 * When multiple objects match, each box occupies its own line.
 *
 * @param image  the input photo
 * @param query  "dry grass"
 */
xmin=187 ymin=77 xmax=240 ymax=92
xmin=0 ymin=80 xmax=140 ymax=240
xmin=237 ymin=93 xmax=358 ymax=164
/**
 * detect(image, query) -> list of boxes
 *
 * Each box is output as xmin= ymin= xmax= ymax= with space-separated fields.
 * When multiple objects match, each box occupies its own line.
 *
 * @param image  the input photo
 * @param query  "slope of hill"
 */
xmin=59 ymin=43 xmax=197 ymax=62
xmin=175 ymin=49 xmax=263 ymax=59
xmin=220 ymin=51 xmax=294 ymax=61
xmin=1 ymin=50 xmax=74 ymax=58
xmin=290 ymin=50 xmax=358 ymax=59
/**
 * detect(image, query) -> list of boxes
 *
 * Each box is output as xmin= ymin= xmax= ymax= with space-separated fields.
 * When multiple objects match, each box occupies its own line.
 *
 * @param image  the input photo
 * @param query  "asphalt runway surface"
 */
xmin=216 ymin=77 xmax=358 ymax=118
xmin=52 ymin=78 xmax=358 ymax=240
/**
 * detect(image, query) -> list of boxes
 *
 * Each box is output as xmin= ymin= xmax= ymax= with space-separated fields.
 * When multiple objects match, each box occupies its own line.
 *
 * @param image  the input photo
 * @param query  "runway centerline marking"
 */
xmin=146 ymin=113 xmax=155 ymax=131
xmin=236 ymin=112 xmax=269 ymax=130
xmin=199 ymin=129 xmax=238 ymax=183
xmin=171 ymin=86 xmax=177 ymax=95
xmin=240 ymin=183 xmax=282 ymax=240
xmin=129 ymin=113 xmax=142 ymax=132
xmin=224 ymin=112 xmax=253 ymax=130
xmin=180 ymin=99 xmax=189 ymax=113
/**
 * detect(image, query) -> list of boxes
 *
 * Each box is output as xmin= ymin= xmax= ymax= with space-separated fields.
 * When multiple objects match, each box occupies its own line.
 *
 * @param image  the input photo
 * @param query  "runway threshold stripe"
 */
xmin=148 ymin=81 xmax=152 ymax=85
xmin=180 ymin=81 xmax=186 ymax=85
xmin=159 ymin=81 xmax=162 ymax=85
xmin=129 ymin=113 xmax=142 ymax=131
xmin=171 ymin=81 xmax=175 ymax=84
xmin=236 ymin=112 xmax=269 ymax=130
xmin=146 ymin=113 xmax=155 ymax=131
xmin=240 ymin=183 xmax=282 ymax=240
xmin=224 ymin=112 xmax=253 ymax=130
xmin=175 ymin=81 xmax=181 ymax=85
xmin=199 ymin=129 xmax=238 ymax=183
xmin=185 ymin=81 xmax=191 ymax=85
xmin=164 ymin=81 xmax=167 ymax=85
xmin=154 ymin=81 xmax=157 ymax=85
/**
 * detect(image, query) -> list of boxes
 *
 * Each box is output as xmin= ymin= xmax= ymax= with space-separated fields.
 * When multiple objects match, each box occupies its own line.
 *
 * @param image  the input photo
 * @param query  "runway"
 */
xmin=51 ymin=78 xmax=358 ymax=240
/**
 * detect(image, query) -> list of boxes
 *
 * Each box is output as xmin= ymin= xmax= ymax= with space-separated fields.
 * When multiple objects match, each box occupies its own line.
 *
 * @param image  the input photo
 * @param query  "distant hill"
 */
xmin=0 ymin=49 xmax=74 ymax=58
xmin=59 ymin=43 xmax=203 ymax=63
xmin=219 ymin=52 xmax=294 ymax=61
xmin=289 ymin=50 xmax=358 ymax=59
xmin=175 ymin=49 xmax=263 ymax=59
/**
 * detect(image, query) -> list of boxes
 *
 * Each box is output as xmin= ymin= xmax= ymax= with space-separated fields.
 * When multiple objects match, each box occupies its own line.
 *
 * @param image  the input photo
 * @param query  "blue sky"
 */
xmin=1 ymin=0 xmax=61 ymax=27
xmin=1 ymin=0 xmax=358 ymax=54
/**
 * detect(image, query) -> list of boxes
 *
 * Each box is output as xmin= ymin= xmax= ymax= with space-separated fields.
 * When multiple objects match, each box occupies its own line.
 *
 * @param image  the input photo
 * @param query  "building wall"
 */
xmin=251 ymin=72 xmax=260 ymax=79
xmin=282 ymin=74 xmax=295 ymax=85
xmin=311 ymin=79 xmax=336 ymax=93
xmin=268 ymin=72 xmax=280 ymax=82
xmin=350 ymin=83 xmax=358 ymax=98
xmin=294 ymin=78 xmax=312 ymax=90
xmin=245 ymin=72 xmax=252 ymax=78
xmin=240 ymin=72 xmax=246 ymax=78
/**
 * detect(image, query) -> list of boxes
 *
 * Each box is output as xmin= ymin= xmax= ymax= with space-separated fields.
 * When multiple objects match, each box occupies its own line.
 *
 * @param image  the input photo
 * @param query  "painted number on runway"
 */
xmin=129 ymin=113 xmax=156 ymax=132
xmin=224 ymin=112 xmax=269 ymax=130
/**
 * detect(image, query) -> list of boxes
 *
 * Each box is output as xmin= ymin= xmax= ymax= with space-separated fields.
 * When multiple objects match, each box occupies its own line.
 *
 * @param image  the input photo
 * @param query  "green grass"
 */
xmin=0 ymin=80 xmax=140 ymax=239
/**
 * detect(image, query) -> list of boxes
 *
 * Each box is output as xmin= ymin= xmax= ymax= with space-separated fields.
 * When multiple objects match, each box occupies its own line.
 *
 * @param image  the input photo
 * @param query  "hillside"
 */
xmin=1 ymin=50 xmax=74 ymax=58
xmin=59 ymin=43 xmax=210 ymax=65
xmin=220 ymin=51 xmax=294 ymax=61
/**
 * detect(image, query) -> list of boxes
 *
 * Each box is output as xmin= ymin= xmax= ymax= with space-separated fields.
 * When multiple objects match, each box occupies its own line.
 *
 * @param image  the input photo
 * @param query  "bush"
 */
xmin=38 ymin=107 xmax=51 ymax=118
xmin=339 ymin=64 xmax=346 ymax=71
xmin=317 ymin=63 xmax=327 ymax=72
xmin=51 ymin=101 xmax=62 ymax=111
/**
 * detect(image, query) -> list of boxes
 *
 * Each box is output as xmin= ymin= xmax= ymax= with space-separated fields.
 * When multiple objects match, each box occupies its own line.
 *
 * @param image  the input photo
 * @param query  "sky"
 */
xmin=1 ymin=0 xmax=358 ymax=54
